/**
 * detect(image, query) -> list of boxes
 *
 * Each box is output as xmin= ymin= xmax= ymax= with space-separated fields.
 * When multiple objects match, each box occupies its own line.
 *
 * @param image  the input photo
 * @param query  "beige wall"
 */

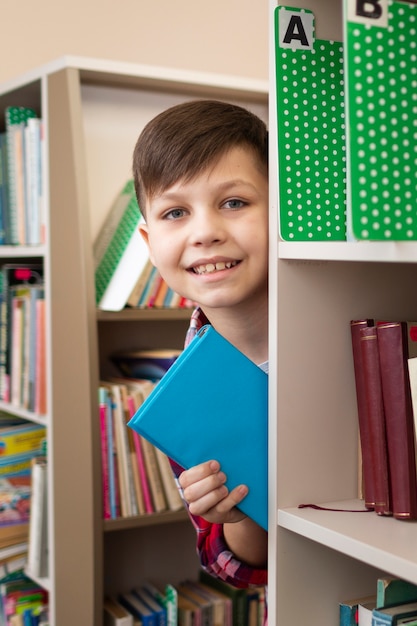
xmin=0 ymin=0 xmax=268 ymax=84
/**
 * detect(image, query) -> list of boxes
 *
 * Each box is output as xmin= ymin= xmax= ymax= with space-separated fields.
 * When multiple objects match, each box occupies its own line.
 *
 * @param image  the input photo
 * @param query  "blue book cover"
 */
xmin=128 ymin=325 xmax=268 ymax=530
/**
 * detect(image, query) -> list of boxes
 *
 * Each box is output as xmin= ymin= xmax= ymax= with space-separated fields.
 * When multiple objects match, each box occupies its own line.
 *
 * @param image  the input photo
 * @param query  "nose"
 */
xmin=189 ymin=209 xmax=225 ymax=246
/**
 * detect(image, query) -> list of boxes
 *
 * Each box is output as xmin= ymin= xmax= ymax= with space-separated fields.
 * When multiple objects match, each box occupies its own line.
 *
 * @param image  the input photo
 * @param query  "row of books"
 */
xmin=0 ymin=263 xmax=46 ymax=415
xmin=0 ymin=106 xmax=44 ymax=246
xmin=99 ymin=378 xmax=183 ymax=519
xmin=275 ymin=1 xmax=417 ymax=241
xmin=94 ymin=180 xmax=193 ymax=312
xmin=340 ymin=576 xmax=417 ymax=626
xmin=350 ymin=319 xmax=417 ymax=520
xmin=104 ymin=570 xmax=266 ymax=626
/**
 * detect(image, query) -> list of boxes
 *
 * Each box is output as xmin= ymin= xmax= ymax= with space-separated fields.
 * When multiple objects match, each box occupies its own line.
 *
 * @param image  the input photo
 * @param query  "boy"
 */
xmin=132 ymin=100 xmax=268 ymax=591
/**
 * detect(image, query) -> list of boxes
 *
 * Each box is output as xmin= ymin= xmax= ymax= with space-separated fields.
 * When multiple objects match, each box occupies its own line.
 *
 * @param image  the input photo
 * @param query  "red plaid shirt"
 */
xmin=171 ymin=308 xmax=268 ymax=595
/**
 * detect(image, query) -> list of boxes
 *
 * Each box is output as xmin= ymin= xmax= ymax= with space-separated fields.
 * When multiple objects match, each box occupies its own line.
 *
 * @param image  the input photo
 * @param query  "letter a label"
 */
xmin=279 ymin=8 xmax=314 ymax=51
xmin=347 ymin=0 xmax=388 ymax=27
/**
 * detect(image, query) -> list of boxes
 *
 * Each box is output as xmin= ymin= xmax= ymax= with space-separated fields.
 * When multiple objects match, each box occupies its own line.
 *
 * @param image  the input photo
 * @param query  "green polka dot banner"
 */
xmin=345 ymin=0 xmax=417 ymax=240
xmin=275 ymin=6 xmax=347 ymax=241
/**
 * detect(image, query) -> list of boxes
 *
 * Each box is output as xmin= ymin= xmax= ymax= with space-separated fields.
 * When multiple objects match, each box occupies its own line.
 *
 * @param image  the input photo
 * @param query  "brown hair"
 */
xmin=132 ymin=99 xmax=268 ymax=215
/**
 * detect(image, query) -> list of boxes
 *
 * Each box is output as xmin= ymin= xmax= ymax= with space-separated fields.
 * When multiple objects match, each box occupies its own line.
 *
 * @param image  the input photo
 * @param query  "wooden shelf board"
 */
xmin=103 ymin=508 xmax=189 ymax=532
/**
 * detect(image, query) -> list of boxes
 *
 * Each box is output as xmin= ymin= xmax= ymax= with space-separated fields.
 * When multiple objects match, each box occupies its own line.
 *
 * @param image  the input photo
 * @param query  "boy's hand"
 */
xmin=179 ymin=460 xmax=248 ymax=525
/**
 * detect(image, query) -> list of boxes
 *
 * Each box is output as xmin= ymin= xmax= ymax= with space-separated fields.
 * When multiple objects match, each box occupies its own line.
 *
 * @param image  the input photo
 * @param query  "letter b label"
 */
xmin=348 ymin=0 xmax=388 ymax=27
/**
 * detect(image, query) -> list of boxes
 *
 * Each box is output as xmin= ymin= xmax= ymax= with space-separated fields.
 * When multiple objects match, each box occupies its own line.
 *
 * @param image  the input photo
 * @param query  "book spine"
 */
xmin=350 ymin=319 xmax=376 ymax=508
xmin=99 ymin=389 xmax=111 ymax=519
xmin=131 ymin=431 xmax=153 ymax=514
xmin=360 ymin=326 xmax=391 ymax=516
xmin=377 ymin=321 xmax=417 ymax=520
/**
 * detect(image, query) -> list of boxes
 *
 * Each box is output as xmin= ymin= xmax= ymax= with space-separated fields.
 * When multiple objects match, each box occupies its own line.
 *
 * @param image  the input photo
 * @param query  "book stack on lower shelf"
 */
xmin=105 ymin=570 xmax=266 ymax=626
xmin=350 ymin=319 xmax=417 ymax=521
xmin=340 ymin=576 xmax=417 ymax=626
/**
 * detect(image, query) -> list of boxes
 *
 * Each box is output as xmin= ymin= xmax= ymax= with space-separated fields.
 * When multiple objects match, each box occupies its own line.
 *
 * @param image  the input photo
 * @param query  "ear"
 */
xmin=139 ymin=223 xmax=156 ymax=266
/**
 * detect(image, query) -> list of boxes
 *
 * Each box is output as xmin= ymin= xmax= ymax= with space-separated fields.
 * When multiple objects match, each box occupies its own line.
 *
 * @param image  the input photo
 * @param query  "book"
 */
xmin=199 ymin=570 xmax=248 ymax=626
xmin=154 ymin=447 xmax=183 ymax=511
xmin=128 ymin=325 xmax=268 ymax=530
xmin=340 ymin=595 xmax=376 ymax=626
xmin=27 ymin=457 xmax=48 ymax=579
xmin=99 ymin=388 xmax=111 ymax=519
xmin=94 ymin=180 xmax=148 ymax=312
xmin=132 ymin=587 xmax=167 ymax=626
xmin=372 ymin=601 xmax=417 ymax=625
xmin=359 ymin=597 xmax=377 ymax=626
xmin=34 ymin=296 xmax=46 ymax=415
xmin=343 ymin=0 xmax=417 ymax=240
xmin=141 ymin=582 xmax=178 ymax=626
xmin=104 ymin=596 xmax=134 ymax=626
xmin=0 ymin=477 xmax=31 ymax=525
xmin=182 ymin=580 xmax=231 ymax=626
xmin=0 ymin=423 xmax=45 ymax=457
xmin=176 ymin=582 xmax=213 ymax=626
xmin=112 ymin=350 xmax=182 ymax=381
xmin=376 ymin=321 xmax=417 ymax=519
xmin=360 ymin=325 xmax=391 ymax=516
xmin=350 ymin=319 xmax=376 ymax=509
xmin=126 ymin=259 xmax=155 ymax=308
xmin=119 ymin=592 xmax=157 ymax=626
xmin=274 ymin=5 xmax=346 ymax=241
xmin=377 ymin=578 xmax=417 ymax=610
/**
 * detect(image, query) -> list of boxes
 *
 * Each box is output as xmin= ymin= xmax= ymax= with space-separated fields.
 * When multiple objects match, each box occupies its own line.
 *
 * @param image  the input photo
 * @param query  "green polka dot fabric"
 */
xmin=346 ymin=0 xmax=417 ymax=240
xmin=275 ymin=6 xmax=347 ymax=241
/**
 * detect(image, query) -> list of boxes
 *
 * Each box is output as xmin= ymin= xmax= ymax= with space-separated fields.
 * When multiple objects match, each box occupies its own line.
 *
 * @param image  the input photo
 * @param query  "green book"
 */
xmin=344 ymin=0 xmax=417 ymax=240
xmin=94 ymin=180 xmax=148 ymax=311
xmin=274 ymin=6 xmax=346 ymax=241
xmin=377 ymin=578 xmax=417 ymax=610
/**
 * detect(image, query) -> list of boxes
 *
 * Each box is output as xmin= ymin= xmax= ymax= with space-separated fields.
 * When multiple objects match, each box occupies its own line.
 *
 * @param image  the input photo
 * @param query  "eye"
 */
xmin=164 ymin=208 xmax=186 ymax=220
xmin=223 ymin=198 xmax=246 ymax=210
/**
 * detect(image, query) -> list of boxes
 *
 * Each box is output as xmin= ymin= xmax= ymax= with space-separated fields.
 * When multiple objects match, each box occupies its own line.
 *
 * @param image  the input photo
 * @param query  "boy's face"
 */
xmin=139 ymin=146 xmax=268 ymax=316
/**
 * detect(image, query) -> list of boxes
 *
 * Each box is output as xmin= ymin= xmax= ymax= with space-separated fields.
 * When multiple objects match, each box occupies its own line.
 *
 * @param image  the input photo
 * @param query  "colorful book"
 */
xmin=344 ymin=0 xmax=417 ymax=240
xmin=199 ymin=570 xmax=248 ymax=626
xmin=128 ymin=324 xmax=268 ymax=530
xmin=360 ymin=325 xmax=391 ymax=516
xmin=274 ymin=5 xmax=346 ymax=240
xmin=119 ymin=592 xmax=157 ymax=626
xmin=376 ymin=321 xmax=417 ymax=520
xmin=94 ymin=180 xmax=148 ymax=311
xmin=132 ymin=587 xmax=167 ymax=626
xmin=0 ymin=423 xmax=45 ymax=458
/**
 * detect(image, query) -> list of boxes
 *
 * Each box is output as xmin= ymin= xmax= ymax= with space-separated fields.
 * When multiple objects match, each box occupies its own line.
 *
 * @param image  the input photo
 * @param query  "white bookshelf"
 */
xmin=269 ymin=1 xmax=417 ymax=624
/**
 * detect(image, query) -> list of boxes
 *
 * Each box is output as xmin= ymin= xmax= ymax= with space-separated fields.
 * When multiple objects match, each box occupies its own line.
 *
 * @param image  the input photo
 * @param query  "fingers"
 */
xmin=179 ymin=460 xmax=249 ymax=524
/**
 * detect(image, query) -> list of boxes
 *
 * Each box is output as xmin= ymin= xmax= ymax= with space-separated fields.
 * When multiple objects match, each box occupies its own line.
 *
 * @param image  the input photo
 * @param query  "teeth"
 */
xmin=194 ymin=261 xmax=237 ymax=274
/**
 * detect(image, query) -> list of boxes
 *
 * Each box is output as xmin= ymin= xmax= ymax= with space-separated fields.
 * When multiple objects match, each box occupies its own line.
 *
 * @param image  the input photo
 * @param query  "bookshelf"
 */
xmin=0 ymin=56 xmax=268 ymax=625
xmin=269 ymin=0 xmax=417 ymax=625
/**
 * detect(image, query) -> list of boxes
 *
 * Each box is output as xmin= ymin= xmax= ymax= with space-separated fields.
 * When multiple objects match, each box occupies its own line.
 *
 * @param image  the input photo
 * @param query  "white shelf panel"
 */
xmin=278 ymin=241 xmax=417 ymax=263
xmin=278 ymin=500 xmax=417 ymax=583
xmin=0 ymin=245 xmax=46 ymax=259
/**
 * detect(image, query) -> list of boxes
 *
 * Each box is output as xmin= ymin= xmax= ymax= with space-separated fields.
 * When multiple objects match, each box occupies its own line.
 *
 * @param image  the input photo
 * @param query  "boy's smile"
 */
xmin=139 ymin=146 xmax=268 ymax=318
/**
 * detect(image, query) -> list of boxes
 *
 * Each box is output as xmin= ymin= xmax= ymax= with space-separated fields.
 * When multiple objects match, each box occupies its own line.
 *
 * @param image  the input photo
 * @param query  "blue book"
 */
xmin=119 ymin=592 xmax=156 ymax=626
xmin=128 ymin=325 xmax=268 ymax=530
xmin=132 ymin=587 xmax=167 ymax=626
xmin=372 ymin=601 xmax=417 ymax=625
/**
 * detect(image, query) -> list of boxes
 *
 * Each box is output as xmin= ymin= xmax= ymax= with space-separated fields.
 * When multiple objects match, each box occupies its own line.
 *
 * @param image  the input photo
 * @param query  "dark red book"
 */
xmin=360 ymin=326 xmax=391 ymax=516
xmin=350 ymin=319 xmax=376 ymax=509
xmin=376 ymin=321 xmax=417 ymax=520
